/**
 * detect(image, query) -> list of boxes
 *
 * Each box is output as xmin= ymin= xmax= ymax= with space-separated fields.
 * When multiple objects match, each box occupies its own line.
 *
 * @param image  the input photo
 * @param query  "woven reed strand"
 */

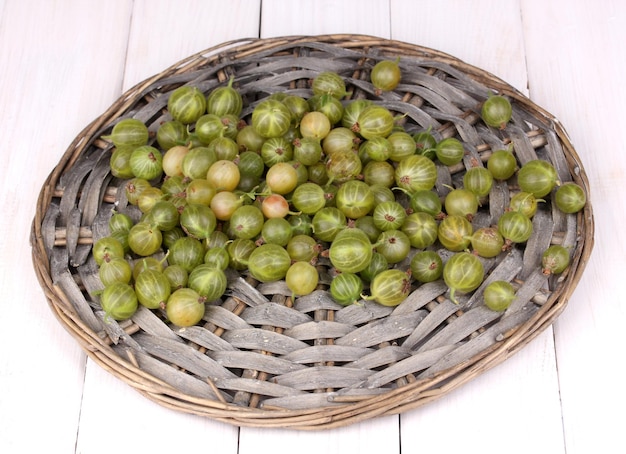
xmin=30 ymin=34 xmax=594 ymax=430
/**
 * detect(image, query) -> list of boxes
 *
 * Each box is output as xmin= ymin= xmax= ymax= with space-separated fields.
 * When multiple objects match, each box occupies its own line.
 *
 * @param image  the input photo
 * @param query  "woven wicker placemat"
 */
xmin=31 ymin=34 xmax=594 ymax=429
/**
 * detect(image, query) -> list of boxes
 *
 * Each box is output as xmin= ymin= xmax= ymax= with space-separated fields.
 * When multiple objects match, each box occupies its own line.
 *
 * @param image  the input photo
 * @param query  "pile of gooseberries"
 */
xmin=96 ymin=64 xmax=586 ymax=326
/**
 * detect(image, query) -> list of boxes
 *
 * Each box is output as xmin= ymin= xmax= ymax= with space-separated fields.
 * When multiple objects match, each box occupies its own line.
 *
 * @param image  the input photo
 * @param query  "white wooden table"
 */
xmin=1 ymin=1 xmax=623 ymax=453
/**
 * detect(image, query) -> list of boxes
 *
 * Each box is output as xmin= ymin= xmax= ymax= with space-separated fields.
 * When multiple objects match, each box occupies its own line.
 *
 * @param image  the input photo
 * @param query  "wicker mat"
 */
xmin=30 ymin=35 xmax=593 ymax=429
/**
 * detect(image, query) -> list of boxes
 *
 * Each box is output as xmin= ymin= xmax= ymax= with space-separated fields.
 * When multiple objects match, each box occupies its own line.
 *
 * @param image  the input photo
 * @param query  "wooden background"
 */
xmin=1 ymin=1 xmax=623 ymax=453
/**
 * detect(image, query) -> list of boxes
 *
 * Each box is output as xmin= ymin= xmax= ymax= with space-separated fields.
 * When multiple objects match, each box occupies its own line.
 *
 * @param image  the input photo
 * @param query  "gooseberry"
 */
xmin=228 ymin=205 xmax=264 ymax=240
xmin=248 ymin=244 xmax=292 ymax=282
xmin=517 ymin=159 xmax=558 ymax=198
xmin=181 ymin=146 xmax=217 ymax=180
xmin=371 ymin=58 xmax=402 ymax=92
xmin=401 ymin=211 xmax=438 ymax=249
xmin=166 ymin=288 xmax=206 ymax=327
xmin=134 ymin=269 xmax=171 ymax=310
xmin=127 ymin=222 xmax=162 ymax=256
xmin=410 ymin=251 xmax=443 ymax=283
xmin=157 ymin=120 xmax=188 ymax=151
xmin=359 ymin=136 xmax=392 ymax=162
xmin=227 ymin=238 xmax=256 ymax=271
xmin=286 ymin=234 xmax=321 ymax=263
xmin=282 ymin=95 xmax=310 ymax=125
xmin=444 ymin=188 xmax=479 ymax=219
xmin=413 ymin=128 xmax=437 ymax=160
xmin=481 ymin=93 xmax=512 ymax=129
xmin=363 ymin=160 xmax=396 ymax=188
xmin=326 ymin=149 xmax=362 ymax=184
xmin=162 ymin=145 xmax=189 ymax=177
xmin=336 ymin=180 xmax=375 ymax=219
xmin=292 ymin=182 xmax=326 ymax=215
xmin=300 ymin=111 xmax=331 ymax=140
xmin=98 ymin=257 xmax=132 ymax=286
xmin=130 ymin=146 xmax=163 ymax=181
xmin=372 ymin=201 xmax=407 ymax=231
xmin=395 ymin=154 xmax=438 ymax=192
xmin=342 ymin=99 xmax=373 ymax=130
xmin=330 ymin=272 xmax=364 ymax=306
xmin=93 ymin=236 xmax=125 ymax=266
xmin=310 ymin=94 xmax=344 ymax=125
xmin=206 ymin=77 xmax=243 ymax=117
xmin=510 ymin=192 xmax=540 ymax=218
xmin=387 ymin=131 xmax=416 ymax=162
xmin=498 ymin=210 xmax=533 ymax=244
xmin=293 ymin=137 xmax=323 ymax=166
xmin=438 ymin=214 xmax=473 ymax=252
xmin=185 ymin=179 xmax=217 ymax=206
xmin=108 ymin=212 xmax=134 ymax=233
xmin=554 ymin=182 xmax=586 ymax=213
xmin=353 ymin=105 xmax=395 ymax=140
xmin=236 ymin=124 xmax=265 ymax=153
xmin=541 ymin=245 xmax=570 ymax=275
xmin=260 ymin=217 xmax=293 ymax=247
xmin=261 ymin=137 xmax=293 ymax=166
xmin=103 ymin=118 xmax=149 ymax=150
xmin=470 ymin=227 xmax=505 ymax=258
xmin=252 ymin=99 xmax=292 ymax=138
xmin=463 ymin=167 xmax=493 ymax=198
xmin=487 ymin=147 xmax=517 ymax=180
xmin=265 ymin=162 xmax=299 ymax=195
xmin=435 ymin=137 xmax=465 ymax=166
xmin=162 ymin=264 xmax=188 ymax=290
xmin=312 ymin=71 xmax=347 ymax=99
xmin=443 ymin=252 xmax=484 ymax=304
xmin=483 ymin=280 xmax=516 ymax=311
xmin=188 ymin=264 xmax=228 ymax=301
xmin=285 ymin=261 xmax=319 ymax=297
xmin=206 ymin=159 xmax=240 ymax=192
xmin=100 ymin=282 xmax=138 ymax=321
xmin=311 ymin=207 xmax=347 ymax=242
xmin=328 ymin=228 xmax=373 ymax=273
xmin=168 ymin=85 xmax=207 ymax=125
xmin=365 ymin=269 xmax=412 ymax=307
xmin=359 ymin=252 xmax=389 ymax=283
xmin=109 ymin=148 xmax=134 ymax=179
xmin=179 ymin=203 xmax=216 ymax=239
xmin=168 ymin=236 xmax=205 ymax=272
xmin=144 ymin=200 xmax=180 ymax=232
xmin=374 ymin=229 xmax=411 ymax=264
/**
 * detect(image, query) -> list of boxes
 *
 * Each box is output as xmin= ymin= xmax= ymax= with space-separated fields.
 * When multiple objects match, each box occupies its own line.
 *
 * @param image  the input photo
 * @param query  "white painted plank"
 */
xmin=0 ymin=0 xmax=133 ymax=453
xmin=123 ymin=0 xmax=262 ymax=90
xmin=391 ymin=0 xmax=529 ymax=94
xmin=522 ymin=1 xmax=626 ymax=453
xmin=260 ymin=0 xmax=391 ymax=38
xmin=400 ymin=330 xmax=564 ymax=454
xmin=75 ymin=360 xmax=238 ymax=454
xmin=239 ymin=415 xmax=400 ymax=454
xmin=74 ymin=1 xmax=260 ymax=452
xmin=390 ymin=1 xmax=565 ymax=452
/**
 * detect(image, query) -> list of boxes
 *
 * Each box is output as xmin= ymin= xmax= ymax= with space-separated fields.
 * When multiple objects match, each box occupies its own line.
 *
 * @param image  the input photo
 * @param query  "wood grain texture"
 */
xmin=124 ymin=0 xmax=261 ymax=90
xmin=391 ymin=0 xmax=529 ymax=94
xmin=260 ymin=0 xmax=391 ymax=38
xmin=0 ymin=0 xmax=620 ymax=452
